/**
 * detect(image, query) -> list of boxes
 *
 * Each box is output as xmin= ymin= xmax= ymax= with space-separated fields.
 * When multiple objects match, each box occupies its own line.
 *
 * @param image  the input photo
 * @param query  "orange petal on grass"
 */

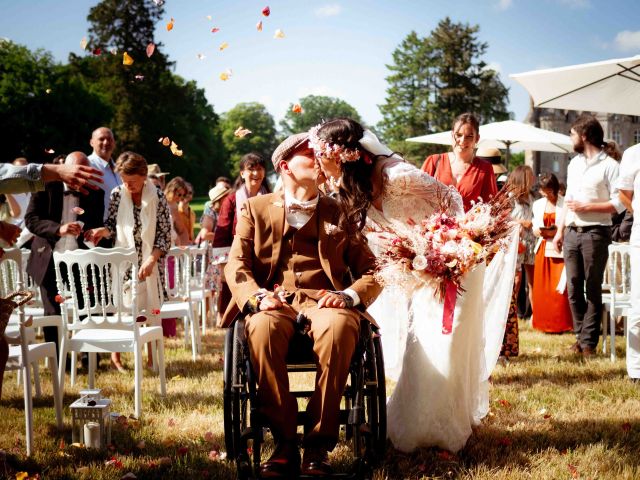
xmin=146 ymin=42 xmax=155 ymax=58
xmin=622 ymin=422 xmax=631 ymax=432
xmin=497 ymin=437 xmax=512 ymax=447
xmin=567 ymin=464 xmax=579 ymax=478
xmin=122 ymin=52 xmax=134 ymax=65
xmin=204 ymin=431 xmax=214 ymax=442
xmin=498 ymin=399 xmax=511 ymax=408
xmin=262 ymin=6 xmax=270 ymax=16
xmin=177 ymin=446 xmax=189 ymax=456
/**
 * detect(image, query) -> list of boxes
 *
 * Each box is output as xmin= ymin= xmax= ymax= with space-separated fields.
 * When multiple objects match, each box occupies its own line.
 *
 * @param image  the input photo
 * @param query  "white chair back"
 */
xmin=0 ymin=247 xmax=25 ymax=298
xmin=608 ymin=243 xmax=632 ymax=303
xmin=163 ymin=247 xmax=191 ymax=301
xmin=53 ymin=247 xmax=140 ymax=329
xmin=189 ymin=244 xmax=208 ymax=289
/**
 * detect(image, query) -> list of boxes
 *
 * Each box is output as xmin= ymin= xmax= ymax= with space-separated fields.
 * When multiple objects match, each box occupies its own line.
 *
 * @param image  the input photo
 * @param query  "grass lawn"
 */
xmin=1 ymin=321 xmax=639 ymax=479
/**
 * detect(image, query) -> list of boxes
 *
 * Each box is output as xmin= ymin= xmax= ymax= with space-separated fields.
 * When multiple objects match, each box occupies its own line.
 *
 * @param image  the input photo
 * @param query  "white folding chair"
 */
xmin=53 ymin=247 xmax=167 ymax=418
xmin=188 ymin=244 xmax=213 ymax=336
xmin=601 ymin=243 xmax=632 ymax=361
xmin=19 ymin=249 xmax=46 ymax=320
xmin=160 ymin=247 xmax=199 ymax=360
xmin=5 ymin=300 xmax=64 ymax=456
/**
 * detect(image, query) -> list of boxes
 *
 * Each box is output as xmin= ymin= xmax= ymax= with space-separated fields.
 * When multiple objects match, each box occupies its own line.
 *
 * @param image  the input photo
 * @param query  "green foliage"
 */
xmin=0 ymin=40 xmax=112 ymax=162
xmin=377 ymin=18 xmax=511 ymax=164
xmin=219 ymin=102 xmax=277 ymax=177
xmin=280 ymin=95 xmax=363 ymax=136
xmin=509 ymin=151 xmax=525 ymax=169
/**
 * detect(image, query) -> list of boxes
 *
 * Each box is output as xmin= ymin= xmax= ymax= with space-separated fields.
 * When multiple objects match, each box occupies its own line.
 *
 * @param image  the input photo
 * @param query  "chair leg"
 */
xmin=48 ymin=353 xmax=63 ymax=429
xmin=610 ymin=314 xmax=617 ymax=362
xmin=32 ymin=363 xmax=42 ymax=399
xmin=157 ymin=339 xmax=167 ymax=396
xmin=134 ymin=346 xmax=143 ymax=419
xmin=200 ymin=299 xmax=207 ymax=336
xmin=189 ymin=310 xmax=198 ymax=361
xmin=602 ymin=311 xmax=608 ymax=354
xmin=22 ymin=364 xmax=33 ymax=456
xmin=88 ymin=353 xmax=96 ymax=389
xmin=58 ymin=339 xmax=68 ymax=394
xmin=70 ymin=351 xmax=77 ymax=387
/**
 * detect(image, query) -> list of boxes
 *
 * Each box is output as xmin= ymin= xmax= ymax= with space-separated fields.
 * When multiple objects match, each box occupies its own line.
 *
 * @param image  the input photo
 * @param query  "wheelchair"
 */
xmin=223 ymin=313 xmax=387 ymax=479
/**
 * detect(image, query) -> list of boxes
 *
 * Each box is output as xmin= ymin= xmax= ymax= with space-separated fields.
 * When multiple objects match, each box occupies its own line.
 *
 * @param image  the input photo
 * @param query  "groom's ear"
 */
xmin=278 ymin=159 xmax=290 ymax=174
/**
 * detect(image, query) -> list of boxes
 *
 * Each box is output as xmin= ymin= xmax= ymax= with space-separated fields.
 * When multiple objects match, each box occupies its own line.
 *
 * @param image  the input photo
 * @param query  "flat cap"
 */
xmin=271 ymin=132 xmax=309 ymax=170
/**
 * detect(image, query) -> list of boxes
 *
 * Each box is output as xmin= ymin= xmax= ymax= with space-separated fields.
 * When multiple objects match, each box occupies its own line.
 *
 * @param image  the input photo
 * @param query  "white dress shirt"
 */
xmin=564 ymin=150 xmax=624 ymax=227
xmin=617 ymin=143 xmax=640 ymax=246
xmin=88 ymin=151 xmax=122 ymax=220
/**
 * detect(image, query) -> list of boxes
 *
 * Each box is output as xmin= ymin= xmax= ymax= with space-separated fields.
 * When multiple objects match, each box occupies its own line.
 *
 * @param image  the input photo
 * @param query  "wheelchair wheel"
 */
xmin=223 ymin=327 xmax=235 ymax=458
xmin=371 ymin=334 xmax=387 ymax=458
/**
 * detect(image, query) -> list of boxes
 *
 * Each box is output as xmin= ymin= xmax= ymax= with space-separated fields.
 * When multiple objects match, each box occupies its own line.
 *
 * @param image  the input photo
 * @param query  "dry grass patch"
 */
xmin=1 ymin=321 xmax=639 ymax=479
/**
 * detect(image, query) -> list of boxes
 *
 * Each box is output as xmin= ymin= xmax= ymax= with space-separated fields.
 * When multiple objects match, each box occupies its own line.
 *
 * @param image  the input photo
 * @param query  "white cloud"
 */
xmin=556 ymin=0 xmax=590 ymax=8
xmin=495 ymin=0 xmax=513 ymax=11
xmin=614 ymin=30 xmax=640 ymax=52
xmin=314 ymin=4 xmax=343 ymax=17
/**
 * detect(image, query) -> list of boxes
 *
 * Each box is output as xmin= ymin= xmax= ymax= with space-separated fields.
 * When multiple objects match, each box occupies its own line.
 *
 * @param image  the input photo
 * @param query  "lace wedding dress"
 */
xmin=367 ymin=160 xmax=518 ymax=453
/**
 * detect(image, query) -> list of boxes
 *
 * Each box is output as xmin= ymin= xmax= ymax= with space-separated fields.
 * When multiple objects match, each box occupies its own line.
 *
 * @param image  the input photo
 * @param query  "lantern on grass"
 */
xmin=70 ymin=389 xmax=112 ymax=448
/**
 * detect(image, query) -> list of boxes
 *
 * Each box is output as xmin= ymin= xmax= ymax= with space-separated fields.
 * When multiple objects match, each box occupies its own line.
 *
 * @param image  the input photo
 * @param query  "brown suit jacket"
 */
xmin=220 ymin=192 xmax=382 ymax=328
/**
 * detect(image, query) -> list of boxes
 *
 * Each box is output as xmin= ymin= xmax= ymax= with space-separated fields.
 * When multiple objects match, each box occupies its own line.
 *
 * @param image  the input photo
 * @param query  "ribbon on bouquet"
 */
xmin=442 ymin=280 xmax=457 ymax=334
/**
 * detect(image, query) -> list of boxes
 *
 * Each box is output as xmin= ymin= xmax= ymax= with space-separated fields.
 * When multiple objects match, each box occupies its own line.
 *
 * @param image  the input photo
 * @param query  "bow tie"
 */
xmin=287 ymin=202 xmax=316 ymax=215
xmin=63 ymin=190 xmax=80 ymax=197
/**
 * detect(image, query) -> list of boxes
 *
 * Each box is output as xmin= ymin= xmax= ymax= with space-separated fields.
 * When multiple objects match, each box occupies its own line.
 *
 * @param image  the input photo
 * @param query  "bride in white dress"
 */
xmin=309 ymin=118 xmax=518 ymax=453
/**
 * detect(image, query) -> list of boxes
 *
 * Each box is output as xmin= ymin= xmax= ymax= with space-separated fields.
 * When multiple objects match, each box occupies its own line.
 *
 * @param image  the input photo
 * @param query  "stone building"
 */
xmin=525 ymin=107 xmax=640 ymax=183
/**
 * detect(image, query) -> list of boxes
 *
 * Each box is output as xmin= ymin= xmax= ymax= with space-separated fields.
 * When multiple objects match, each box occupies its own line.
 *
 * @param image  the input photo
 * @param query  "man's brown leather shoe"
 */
xmin=301 ymin=446 xmax=332 ymax=476
xmin=259 ymin=441 xmax=300 ymax=478
xmin=568 ymin=341 xmax=582 ymax=354
xmin=582 ymin=346 xmax=596 ymax=360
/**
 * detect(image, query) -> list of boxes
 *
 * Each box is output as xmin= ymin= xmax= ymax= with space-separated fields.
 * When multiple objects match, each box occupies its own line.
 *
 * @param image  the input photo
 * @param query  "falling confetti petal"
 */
xmin=197 ymin=53 xmax=206 ymax=60
xmin=136 ymin=315 xmax=147 ymax=322
xmin=16 ymin=473 xmax=28 ymax=480
xmin=167 ymin=18 xmax=174 ymax=31
xmin=234 ymin=126 xmax=252 ymax=138
xmin=152 ymin=0 xmax=165 ymax=5
xmin=219 ymin=41 xmax=228 ymax=51
xmin=273 ymin=29 xmax=285 ymax=39
xmin=72 ymin=207 xmax=85 ymax=215
xmin=219 ymin=70 xmax=231 ymax=81
xmin=256 ymin=21 xmax=263 ymax=32
xmin=110 ymin=47 xmax=117 ymax=55
xmin=170 ymin=141 xmax=183 ymax=157
xmin=622 ymin=422 xmax=632 ymax=432
xmin=292 ymin=103 xmax=303 ymax=114
xmin=159 ymin=137 xmax=171 ymax=146
xmin=206 ymin=15 xmax=212 ymax=21
xmin=93 ymin=47 xmax=102 ymax=56
xmin=45 ymin=88 xmax=52 ymax=94
xmin=146 ymin=42 xmax=155 ymax=57
xmin=152 ymin=308 xmax=161 ymax=315
xmin=80 ymin=37 xmax=88 ymax=50
xmin=44 ymin=148 xmax=55 ymax=154
xmin=211 ymin=27 xmax=220 ymax=34
xmin=177 ymin=447 xmax=188 ymax=456
xmin=262 ymin=6 xmax=270 ymax=16
xmin=134 ymin=74 xmax=145 ymax=81
xmin=168 ymin=418 xmax=176 ymax=427
xmin=122 ymin=52 xmax=134 ymax=65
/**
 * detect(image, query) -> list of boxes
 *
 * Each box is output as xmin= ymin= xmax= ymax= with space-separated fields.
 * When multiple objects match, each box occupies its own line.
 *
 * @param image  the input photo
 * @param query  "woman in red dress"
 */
xmin=531 ymin=173 xmax=573 ymax=333
xmin=421 ymin=113 xmax=497 ymax=212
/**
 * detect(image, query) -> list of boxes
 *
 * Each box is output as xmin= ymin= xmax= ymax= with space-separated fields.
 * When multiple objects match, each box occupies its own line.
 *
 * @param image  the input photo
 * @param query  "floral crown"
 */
xmin=308 ymin=124 xmax=367 ymax=164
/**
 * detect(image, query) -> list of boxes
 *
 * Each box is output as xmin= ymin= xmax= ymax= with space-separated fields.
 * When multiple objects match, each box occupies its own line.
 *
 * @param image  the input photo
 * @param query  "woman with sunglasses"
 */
xmin=164 ymin=177 xmax=190 ymax=247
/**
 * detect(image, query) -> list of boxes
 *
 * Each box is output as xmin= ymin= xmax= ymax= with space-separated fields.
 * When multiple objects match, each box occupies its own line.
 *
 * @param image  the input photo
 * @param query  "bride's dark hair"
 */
xmin=316 ymin=118 xmax=375 ymax=232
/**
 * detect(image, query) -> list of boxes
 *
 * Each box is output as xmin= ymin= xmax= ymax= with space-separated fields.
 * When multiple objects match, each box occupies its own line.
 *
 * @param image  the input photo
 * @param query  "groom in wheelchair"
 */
xmin=221 ymin=132 xmax=382 ymax=477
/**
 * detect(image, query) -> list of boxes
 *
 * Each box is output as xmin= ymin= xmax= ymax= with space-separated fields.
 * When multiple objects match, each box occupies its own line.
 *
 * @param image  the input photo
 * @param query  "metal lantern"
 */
xmin=70 ymin=389 xmax=112 ymax=448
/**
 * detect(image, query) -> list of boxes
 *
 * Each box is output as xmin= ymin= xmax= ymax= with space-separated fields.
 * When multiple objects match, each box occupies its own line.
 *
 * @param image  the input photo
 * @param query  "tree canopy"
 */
xmin=377 ymin=18 xmax=511 ymax=164
xmin=219 ymin=102 xmax=277 ymax=177
xmin=280 ymin=95 xmax=363 ymax=135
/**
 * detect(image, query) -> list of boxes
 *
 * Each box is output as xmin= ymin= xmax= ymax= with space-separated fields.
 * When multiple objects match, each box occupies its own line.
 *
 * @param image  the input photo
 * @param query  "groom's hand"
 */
xmin=259 ymin=295 xmax=283 ymax=311
xmin=317 ymin=290 xmax=347 ymax=309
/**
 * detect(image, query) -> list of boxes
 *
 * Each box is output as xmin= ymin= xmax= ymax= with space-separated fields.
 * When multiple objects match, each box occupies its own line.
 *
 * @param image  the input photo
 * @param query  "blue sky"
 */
xmin=1 ymin=0 xmax=639 ymax=131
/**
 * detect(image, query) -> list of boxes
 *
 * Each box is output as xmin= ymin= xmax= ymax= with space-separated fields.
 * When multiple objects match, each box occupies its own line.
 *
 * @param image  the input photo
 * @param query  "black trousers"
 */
xmin=563 ymin=226 xmax=611 ymax=349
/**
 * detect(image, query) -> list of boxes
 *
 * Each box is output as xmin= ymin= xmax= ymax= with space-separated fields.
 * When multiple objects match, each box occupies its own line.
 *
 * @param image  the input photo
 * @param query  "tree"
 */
xmin=280 ymin=95 xmax=363 ymax=136
xmin=378 ymin=18 xmax=511 ymax=164
xmin=69 ymin=0 xmax=226 ymax=192
xmin=219 ymin=102 xmax=277 ymax=176
xmin=0 ymin=40 xmax=111 ymax=163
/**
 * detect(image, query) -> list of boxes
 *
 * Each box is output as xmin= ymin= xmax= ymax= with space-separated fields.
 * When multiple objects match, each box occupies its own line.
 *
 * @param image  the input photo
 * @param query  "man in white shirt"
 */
xmin=553 ymin=114 xmax=625 ymax=358
xmin=87 ymin=126 xmax=121 ymax=219
xmin=618 ymin=142 xmax=640 ymax=381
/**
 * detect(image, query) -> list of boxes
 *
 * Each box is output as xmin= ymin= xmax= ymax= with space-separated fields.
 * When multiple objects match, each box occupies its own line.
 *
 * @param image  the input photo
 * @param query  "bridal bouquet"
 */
xmin=375 ymin=190 xmax=514 ymax=305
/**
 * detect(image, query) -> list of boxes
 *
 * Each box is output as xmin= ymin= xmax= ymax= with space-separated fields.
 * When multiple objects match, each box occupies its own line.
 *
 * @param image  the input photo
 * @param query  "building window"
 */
xmin=612 ymin=130 xmax=622 ymax=145
xmin=632 ymin=116 xmax=639 ymax=124
xmin=635 ymin=130 xmax=640 ymax=144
